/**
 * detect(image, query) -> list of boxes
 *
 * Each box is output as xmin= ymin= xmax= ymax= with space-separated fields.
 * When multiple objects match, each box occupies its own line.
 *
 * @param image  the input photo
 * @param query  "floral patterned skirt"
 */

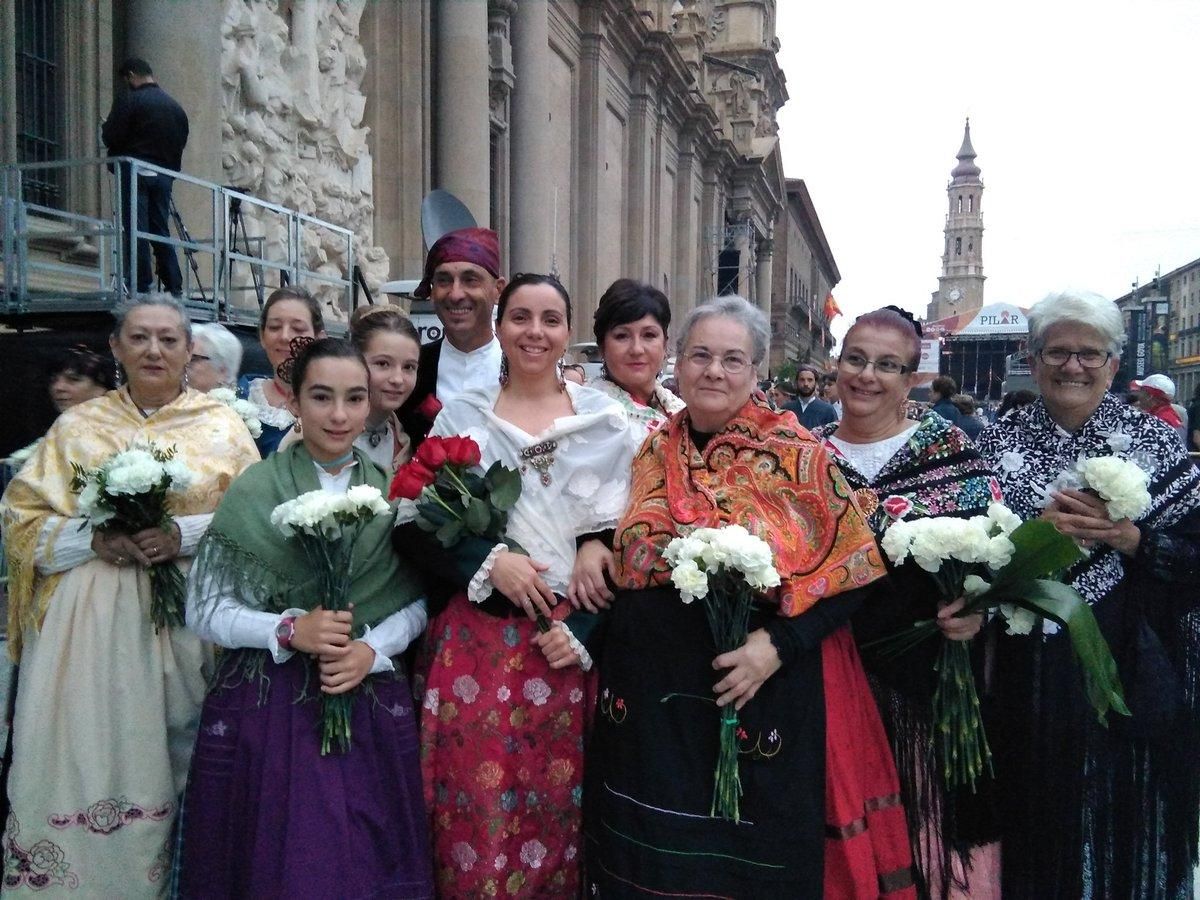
xmin=417 ymin=592 xmax=588 ymax=897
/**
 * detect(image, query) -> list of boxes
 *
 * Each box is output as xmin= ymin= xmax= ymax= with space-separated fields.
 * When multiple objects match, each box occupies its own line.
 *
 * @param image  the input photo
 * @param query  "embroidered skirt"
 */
xmin=1 ymin=560 xmax=207 ymax=898
xmin=583 ymin=587 xmax=915 ymax=899
xmin=176 ymin=650 xmax=432 ymax=899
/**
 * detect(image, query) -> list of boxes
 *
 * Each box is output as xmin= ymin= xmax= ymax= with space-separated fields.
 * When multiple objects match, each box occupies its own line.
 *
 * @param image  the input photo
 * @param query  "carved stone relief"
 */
xmin=220 ymin=0 xmax=388 ymax=320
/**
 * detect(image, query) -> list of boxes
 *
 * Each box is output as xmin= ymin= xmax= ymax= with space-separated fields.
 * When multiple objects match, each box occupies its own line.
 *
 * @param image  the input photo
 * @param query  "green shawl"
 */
xmin=192 ymin=443 xmax=421 ymax=630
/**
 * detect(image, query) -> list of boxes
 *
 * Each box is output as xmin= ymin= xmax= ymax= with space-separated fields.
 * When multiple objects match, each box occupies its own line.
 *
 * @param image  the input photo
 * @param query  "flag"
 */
xmin=824 ymin=293 xmax=842 ymax=321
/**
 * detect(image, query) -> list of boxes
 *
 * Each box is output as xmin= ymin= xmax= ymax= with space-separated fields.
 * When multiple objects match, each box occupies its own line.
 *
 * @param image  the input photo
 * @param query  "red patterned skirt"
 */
xmin=417 ymin=592 xmax=588 ymax=897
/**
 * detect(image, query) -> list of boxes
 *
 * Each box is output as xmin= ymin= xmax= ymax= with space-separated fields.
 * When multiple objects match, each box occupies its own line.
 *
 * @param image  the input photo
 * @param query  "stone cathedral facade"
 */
xmin=1 ymin=0 xmax=792 ymax=344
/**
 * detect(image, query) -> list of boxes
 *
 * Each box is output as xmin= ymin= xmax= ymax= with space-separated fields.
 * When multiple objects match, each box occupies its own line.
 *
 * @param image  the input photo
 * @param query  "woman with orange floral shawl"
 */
xmin=583 ymin=296 xmax=915 ymax=899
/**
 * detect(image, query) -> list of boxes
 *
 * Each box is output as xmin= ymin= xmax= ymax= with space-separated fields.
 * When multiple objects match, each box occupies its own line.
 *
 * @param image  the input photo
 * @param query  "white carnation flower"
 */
xmin=209 ymin=387 xmax=237 ymax=404
xmin=999 ymin=603 xmax=1037 ymax=636
xmin=880 ymin=519 xmax=915 ymax=565
xmin=163 ymin=457 xmax=194 ymax=491
xmin=962 ymin=574 xmax=990 ymax=597
xmin=984 ymin=534 xmax=1016 ymax=570
xmin=345 ymin=484 xmax=390 ymax=517
xmin=1076 ymin=456 xmax=1151 ymax=522
xmin=986 ymin=502 xmax=1023 ymax=536
xmin=670 ymin=559 xmax=709 ymax=603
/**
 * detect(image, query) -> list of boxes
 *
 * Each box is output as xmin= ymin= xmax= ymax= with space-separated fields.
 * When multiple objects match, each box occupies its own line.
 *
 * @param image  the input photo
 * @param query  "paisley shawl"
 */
xmin=614 ymin=394 xmax=885 ymax=616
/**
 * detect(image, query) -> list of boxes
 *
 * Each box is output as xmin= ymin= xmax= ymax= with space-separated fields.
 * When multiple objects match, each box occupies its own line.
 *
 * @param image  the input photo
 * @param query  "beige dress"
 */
xmin=1 ymin=388 xmax=259 ymax=897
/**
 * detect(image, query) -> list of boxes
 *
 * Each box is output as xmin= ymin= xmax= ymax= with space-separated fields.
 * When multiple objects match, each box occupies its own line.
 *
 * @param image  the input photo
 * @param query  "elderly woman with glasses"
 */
xmin=811 ymin=306 xmax=1004 ymax=898
xmin=1 ymin=294 xmax=259 ymax=894
xmin=975 ymin=291 xmax=1200 ymax=899
xmin=187 ymin=323 xmax=244 ymax=393
xmin=585 ymin=296 xmax=915 ymax=899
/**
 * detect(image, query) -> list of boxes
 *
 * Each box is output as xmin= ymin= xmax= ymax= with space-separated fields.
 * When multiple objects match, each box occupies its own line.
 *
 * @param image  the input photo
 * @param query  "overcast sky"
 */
xmin=774 ymin=0 xmax=1200 ymax=346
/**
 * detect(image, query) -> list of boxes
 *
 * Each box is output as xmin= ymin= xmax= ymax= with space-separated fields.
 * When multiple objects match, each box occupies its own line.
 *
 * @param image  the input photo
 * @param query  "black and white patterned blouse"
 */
xmin=976 ymin=393 xmax=1200 ymax=623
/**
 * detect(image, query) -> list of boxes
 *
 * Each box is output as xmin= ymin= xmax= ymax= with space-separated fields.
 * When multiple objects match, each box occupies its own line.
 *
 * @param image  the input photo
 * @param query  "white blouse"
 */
xmin=185 ymin=462 xmax=427 ymax=672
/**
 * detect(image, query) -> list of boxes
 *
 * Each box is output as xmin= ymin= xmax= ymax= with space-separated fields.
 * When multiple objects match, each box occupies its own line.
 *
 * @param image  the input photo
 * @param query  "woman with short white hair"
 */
xmin=188 ymin=322 xmax=243 ymax=392
xmin=977 ymin=289 xmax=1200 ymax=899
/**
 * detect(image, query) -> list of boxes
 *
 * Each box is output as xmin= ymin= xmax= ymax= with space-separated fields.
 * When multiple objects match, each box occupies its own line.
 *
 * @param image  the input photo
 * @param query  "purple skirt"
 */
xmin=177 ymin=651 xmax=432 ymax=899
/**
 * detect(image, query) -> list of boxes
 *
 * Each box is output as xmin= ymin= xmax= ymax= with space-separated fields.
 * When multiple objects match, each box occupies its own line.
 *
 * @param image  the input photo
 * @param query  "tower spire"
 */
xmin=952 ymin=118 xmax=980 ymax=179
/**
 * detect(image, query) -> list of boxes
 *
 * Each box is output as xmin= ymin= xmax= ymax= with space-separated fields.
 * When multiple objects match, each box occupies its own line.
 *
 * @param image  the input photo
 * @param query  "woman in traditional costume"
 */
xmin=240 ymin=286 xmax=326 ymax=456
xmin=976 ymin=290 xmax=1200 ymax=899
xmin=177 ymin=338 xmax=432 ymax=898
xmin=394 ymin=274 xmax=645 ymax=896
xmin=585 ymin=278 xmax=684 ymax=432
xmin=348 ymin=305 xmax=421 ymax=477
xmin=811 ymin=307 xmax=1001 ymax=898
xmin=1 ymin=295 xmax=259 ymax=896
xmin=584 ymin=295 xmax=916 ymax=899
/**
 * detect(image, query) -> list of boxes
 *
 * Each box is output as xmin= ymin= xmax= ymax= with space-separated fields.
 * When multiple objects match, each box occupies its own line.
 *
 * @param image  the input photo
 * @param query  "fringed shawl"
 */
xmin=1 ymin=387 xmax=260 ymax=660
xmin=613 ymin=395 xmax=885 ymax=615
xmin=814 ymin=410 xmax=1003 ymax=534
xmin=191 ymin=443 xmax=422 ymax=631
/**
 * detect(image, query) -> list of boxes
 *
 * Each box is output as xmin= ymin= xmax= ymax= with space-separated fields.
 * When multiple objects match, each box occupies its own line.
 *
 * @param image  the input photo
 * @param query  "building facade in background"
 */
xmin=1114 ymin=257 xmax=1200 ymax=403
xmin=768 ymin=178 xmax=837 ymax=371
xmin=0 ymin=0 xmax=847 ymax=356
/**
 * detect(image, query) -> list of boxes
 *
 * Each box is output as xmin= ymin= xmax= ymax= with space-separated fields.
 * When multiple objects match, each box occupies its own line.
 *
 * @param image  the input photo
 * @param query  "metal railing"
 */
xmin=1 ymin=156 xmax=356 ymax=323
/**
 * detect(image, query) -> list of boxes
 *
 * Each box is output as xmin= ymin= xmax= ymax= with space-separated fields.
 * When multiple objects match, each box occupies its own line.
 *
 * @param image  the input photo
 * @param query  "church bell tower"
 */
xmin=927 ymin=119 xmax=986 ymax=321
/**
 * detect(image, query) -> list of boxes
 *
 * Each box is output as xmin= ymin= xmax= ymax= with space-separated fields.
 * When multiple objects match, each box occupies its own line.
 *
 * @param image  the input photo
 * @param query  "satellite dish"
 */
xmin=421 ymin=190 xmax=477 ymax=249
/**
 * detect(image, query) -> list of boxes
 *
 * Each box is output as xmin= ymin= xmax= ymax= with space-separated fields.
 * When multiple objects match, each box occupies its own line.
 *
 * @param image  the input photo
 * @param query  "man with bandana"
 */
xmin=399 ymin=227 xmax=507 ymax=446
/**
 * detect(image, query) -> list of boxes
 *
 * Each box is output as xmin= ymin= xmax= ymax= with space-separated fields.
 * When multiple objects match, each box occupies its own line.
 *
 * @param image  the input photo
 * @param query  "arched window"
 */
xmin=967 ymin=195 xmax=974 ymax=212
xmin=955 ymin=237 xmax=962 ymax=256
xmin=968 ymin=239 xmax=974 ymax=254
xmin=957 ymin=195 xmax=963 ymax=213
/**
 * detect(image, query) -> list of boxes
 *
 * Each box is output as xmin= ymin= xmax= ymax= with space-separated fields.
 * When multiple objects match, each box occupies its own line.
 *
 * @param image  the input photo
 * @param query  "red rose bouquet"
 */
xmin=390 ymin=435 xmax=547 ymax=631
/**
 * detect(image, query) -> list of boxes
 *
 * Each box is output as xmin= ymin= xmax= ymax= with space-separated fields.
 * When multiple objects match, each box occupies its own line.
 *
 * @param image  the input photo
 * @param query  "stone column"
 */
xmin=509 ymin=0 xmax=551 ymax=274
xmin=436 ymin=0 xmax=491 ymax=226
xmin=574 ymin=6 xmax=605 ymax=331
xmin=125 ymin=0 xmax=222 ymax=293
xmin=755 ymin=231 xmax=773 ymax=370
xmin=125 ymin=0 xmax=222 ymax=189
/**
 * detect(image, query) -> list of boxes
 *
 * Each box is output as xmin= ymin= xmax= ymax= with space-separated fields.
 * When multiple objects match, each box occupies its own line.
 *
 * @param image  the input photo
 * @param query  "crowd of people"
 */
xmin=2 ymin=224 xmax=1199 ymax=899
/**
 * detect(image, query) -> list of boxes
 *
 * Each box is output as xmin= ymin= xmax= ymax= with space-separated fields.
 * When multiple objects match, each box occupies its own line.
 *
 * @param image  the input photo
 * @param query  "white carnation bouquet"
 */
xmin=1040 ymin=454 xmax=1151 ymax=522
xmin=875 ymin=502 xmax=1129 ymax=790
xmin=209 ymin=387 xmax=264 ymax=439
xmin=270 ymin=485 xmax=392 ymax=754
xmin=663 ymin=524 xmax=781 ymax=822
xmin=70 ymin=441 xmax=195 ymax=630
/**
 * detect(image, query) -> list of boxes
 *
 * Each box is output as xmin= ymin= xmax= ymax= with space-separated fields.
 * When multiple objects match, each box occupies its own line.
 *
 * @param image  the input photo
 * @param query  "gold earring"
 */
xmin=294 ymin=418 xmax=302 ymax=435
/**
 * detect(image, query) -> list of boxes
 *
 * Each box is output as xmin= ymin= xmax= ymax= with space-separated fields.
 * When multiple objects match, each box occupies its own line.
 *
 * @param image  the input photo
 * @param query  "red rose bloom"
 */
xmin=389 ymin=458 xmax=438 ymax=501
xmin=882 ymin=495 xmax=913 ymax=520
xmin=417 ymin=394 xmax=443 ymax=420
xmin=444 ymin=436 xmax=482 ymax=467
xmin=416 ymin=435 xmax=449 ymax=470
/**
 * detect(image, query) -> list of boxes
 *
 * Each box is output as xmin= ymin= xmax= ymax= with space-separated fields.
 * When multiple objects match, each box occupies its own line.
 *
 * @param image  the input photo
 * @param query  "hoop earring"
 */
xmin=499 ymin=355 xmax=510 ymax=387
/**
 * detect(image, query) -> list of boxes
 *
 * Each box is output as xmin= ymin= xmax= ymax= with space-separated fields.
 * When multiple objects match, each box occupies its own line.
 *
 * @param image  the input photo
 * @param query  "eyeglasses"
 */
xmin=839 ymin=353 xmax=912 ymax=376
xmin=681 ymin=349 xmax=752 ymax=374
xmin=1037 ymin=348 xmax=1112 ymax=369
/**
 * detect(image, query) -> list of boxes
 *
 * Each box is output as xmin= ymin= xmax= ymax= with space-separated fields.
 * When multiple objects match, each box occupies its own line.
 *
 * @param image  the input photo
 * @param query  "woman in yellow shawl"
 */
xmin=1 ymin=295 xmax=259 ymax=896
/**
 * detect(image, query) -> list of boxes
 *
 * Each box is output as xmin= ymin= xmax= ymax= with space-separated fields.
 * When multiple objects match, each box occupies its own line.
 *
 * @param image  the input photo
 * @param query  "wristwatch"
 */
xmin=275 ymin=615 xmax=296 ymax=651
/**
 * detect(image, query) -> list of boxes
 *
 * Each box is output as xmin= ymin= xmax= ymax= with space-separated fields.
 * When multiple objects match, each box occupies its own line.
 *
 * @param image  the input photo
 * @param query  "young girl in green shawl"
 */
xmin=176 ymin=338 xmax=433 ymax=899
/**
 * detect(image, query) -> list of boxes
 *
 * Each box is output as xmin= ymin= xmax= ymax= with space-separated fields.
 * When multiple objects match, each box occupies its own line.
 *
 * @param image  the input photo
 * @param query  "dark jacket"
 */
xmin=397 ymin=338 xmax=443 ymax=448
xmin=930 ymin=398 xmax=962 ymax=428
xmin=102 ymin=83 xmax=189 ymax=171
xmin=784 ymin=396 xmax=838 ymax=431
